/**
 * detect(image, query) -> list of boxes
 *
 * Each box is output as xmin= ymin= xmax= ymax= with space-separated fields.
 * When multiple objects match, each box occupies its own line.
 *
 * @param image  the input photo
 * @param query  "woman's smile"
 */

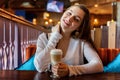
xmin=62 ymin=19 xmax=71 ymax=28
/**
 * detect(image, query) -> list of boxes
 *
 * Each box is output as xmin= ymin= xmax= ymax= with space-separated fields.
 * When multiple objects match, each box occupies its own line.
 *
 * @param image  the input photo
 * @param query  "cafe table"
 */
xmin=0 ymin=70 xmax=120 ymax=80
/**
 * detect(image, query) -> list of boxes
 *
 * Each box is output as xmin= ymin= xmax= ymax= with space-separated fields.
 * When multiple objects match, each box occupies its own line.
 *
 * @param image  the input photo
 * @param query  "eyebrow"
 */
xmin=69 ymin=9 xmax=81 ymax=20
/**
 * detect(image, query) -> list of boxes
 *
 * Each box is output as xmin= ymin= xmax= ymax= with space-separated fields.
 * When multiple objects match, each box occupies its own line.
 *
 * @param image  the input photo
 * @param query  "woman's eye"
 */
xmin=66 ymin=12 xmax=71 ymax=16
xmin=74 ymin=17 xmax=80 ymax=22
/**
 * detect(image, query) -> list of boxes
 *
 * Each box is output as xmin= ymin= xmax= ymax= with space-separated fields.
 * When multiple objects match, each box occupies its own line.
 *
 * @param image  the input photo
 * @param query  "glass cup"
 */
xmin=50 ymin=49 xmax=63 ymax=78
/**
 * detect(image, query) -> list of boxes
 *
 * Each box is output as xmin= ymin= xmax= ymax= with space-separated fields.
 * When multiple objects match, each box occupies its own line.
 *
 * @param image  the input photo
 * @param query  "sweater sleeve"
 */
xmin=68 ymin=41 xmax=103 ymax=76
xmin=34 ymin=32 xmax=62 ymax=72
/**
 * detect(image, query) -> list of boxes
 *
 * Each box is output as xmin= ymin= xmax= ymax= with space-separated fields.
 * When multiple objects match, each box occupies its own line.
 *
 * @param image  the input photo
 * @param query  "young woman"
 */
xmin=34 ymin=4 xmax=103 ymax=77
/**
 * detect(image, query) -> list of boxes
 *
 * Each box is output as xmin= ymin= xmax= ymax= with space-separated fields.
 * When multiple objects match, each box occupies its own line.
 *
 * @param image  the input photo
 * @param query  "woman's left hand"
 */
xmin=52 ymin=63 xmax=69 ymax=77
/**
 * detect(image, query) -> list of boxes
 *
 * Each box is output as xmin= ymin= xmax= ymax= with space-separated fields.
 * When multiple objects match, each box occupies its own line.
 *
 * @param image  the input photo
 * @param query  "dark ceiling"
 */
xmin=0 ymin=0 xmax=71 ymax=12
xmin=0 ymin=0 xmax=116 ymax=14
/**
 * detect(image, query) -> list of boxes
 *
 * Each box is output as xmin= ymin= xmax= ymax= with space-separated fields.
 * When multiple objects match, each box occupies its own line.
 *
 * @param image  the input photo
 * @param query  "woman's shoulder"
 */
xmin=71 ymin=38 xmax=88 ymax=44
xmin=80 ymin=39 xmax=87 ymax=43
xmin=79 ymin=39 xmax=91 ymax=46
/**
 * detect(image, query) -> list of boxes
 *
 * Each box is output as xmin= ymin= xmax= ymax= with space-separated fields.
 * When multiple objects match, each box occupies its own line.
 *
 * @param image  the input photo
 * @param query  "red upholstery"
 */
xmin=26 ymin=45 xmax=36 ymax=61
xmin=98 ymin=48 xmax=120 ymax=66
xmin=25 ymin=46 xmax=120 ymax=66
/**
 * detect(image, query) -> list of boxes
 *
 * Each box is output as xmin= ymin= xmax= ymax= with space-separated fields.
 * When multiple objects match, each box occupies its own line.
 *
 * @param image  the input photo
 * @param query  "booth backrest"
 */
xmin=25 ymin=45 xmax=36 ymax=61
xmin=25 ymin=46 xmax=120 ymax=66
xmin=98 ymin=48 xmax=120 ymax=66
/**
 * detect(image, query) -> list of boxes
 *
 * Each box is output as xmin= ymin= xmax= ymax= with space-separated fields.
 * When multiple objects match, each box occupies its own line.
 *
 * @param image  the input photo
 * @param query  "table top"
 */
xmin=0 ymin=70 xmax=120 ymax=80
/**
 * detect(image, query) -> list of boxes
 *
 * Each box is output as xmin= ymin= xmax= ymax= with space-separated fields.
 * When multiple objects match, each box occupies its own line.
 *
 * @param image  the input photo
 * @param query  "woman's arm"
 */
xmin=34 ymin=32 xmax=62 ymax=72
xmin=68 ymin=41 xmax=103 ymax=76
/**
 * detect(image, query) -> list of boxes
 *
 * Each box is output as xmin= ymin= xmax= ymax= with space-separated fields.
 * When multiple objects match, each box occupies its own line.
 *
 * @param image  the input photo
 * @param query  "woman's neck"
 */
xmin=61 ymin=30 xmax=71 ymax=39
xmin=60 ymin=25 xmax=71 ymax=39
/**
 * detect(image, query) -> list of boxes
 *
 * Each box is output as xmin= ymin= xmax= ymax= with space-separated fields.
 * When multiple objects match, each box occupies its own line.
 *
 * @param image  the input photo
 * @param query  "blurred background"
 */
xmin=0 ymin=0 xmax=120 ymax=70
xmin=0 ymin=0 xmax=116 ymax=28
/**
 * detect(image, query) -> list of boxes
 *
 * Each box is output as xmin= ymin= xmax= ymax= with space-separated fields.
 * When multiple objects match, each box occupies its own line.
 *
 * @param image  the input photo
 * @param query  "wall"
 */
xmin=90 ymin=14 xmax=112 ymax=28
xmin=36 ymin=12 xmax=62 ymax=27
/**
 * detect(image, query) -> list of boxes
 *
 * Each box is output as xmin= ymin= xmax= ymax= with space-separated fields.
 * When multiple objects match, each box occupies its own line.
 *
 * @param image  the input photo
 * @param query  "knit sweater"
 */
xmin=34 ymin=32 xmax=103 ymax=76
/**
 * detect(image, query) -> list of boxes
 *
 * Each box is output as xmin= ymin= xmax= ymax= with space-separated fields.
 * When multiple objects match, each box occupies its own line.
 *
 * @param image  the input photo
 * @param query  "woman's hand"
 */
xmin=52 ymin=63 xmax=69 ymax=77
xmin=51 ymin=24 xmax=60 ymax=33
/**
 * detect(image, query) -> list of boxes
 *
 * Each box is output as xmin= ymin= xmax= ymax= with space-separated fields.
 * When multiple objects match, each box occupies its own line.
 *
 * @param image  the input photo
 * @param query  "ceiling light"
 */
xmin=69 ymin=0 xmax=79 ymax=2
xmin=94 ymin=4 xmax=98 ymax=7
xmin=74 ymin=3 xmax=80 ymax=5
xmin=21 ymin=2 xmax=34 ymax=8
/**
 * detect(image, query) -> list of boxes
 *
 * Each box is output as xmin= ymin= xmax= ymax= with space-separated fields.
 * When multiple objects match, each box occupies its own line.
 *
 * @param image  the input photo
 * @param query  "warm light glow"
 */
xmin=49 ymin=19 xmax=53 ymax=23
xmin=107 ymin=20 xmax=116 ymax=26
xmin=21 ymin=2 xmax=34 ymax=8
xmin=43 ymin=12 xmax=50 ymax=20
xmin=94 ymin=4 xmax=98 ymax=7
xmin=32 ymin=18 xmax=37 ymax=25
xmin=111 ymin=19 xmax=114 ymax=22
xmin=74 ymin=3 xmax=80 ymax=5
xmin=107 ymin=21 xmax=110 ymax=26
xmin=69 ymin=0 xmax=79 ymax=2
xmin=58 ymin=21 xmax=60 ymax=24
xmin=45 ymin=21 xmax=49 ymax=25
xmin=46 ymin=13 xmax=50 ymax=17
xmin=94 ymin=19 xmax=98 ymax=22
xmin=93 ymin=18 xmax=99 ymax=25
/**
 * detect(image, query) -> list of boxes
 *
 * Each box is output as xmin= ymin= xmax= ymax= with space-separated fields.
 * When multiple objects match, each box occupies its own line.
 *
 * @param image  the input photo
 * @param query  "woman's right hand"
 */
xmin=51 ymin=24 xmax=60 ymax=33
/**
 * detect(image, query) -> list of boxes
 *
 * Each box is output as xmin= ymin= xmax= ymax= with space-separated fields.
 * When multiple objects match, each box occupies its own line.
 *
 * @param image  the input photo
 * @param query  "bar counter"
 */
xmin=0 ymin=70 xmax=120 ymax=80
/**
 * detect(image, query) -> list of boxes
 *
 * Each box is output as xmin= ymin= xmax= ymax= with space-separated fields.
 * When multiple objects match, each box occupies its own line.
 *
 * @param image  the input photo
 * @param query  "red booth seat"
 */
xmin=25 ymin=46 xmax=120 ymax=66
xmin=26 ymin=45 xmax=36 ymax=61
xmin=98 ymin=48 xmax=120 ymax=66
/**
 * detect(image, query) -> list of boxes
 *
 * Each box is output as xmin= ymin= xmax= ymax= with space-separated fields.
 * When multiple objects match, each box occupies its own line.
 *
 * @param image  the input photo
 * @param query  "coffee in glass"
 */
xmin=50 ymin=49 xmax=63 ymax=78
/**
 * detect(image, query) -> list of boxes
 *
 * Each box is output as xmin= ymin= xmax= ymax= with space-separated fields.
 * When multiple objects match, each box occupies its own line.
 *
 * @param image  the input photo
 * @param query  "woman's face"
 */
xmin=60 ymin=6 xmax=85 ymax=33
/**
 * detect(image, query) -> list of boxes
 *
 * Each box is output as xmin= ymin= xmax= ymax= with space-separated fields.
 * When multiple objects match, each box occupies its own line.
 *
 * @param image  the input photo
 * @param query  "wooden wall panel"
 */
xmin=101 ymin=26 xmax=108 ymax=48
xmin=116 ymin=26 xmax=120 ymax=48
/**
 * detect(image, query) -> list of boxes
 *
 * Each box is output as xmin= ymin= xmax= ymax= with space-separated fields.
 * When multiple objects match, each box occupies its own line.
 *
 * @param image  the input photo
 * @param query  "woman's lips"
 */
xmin=63 ymin=19 xmax=70 ymax=26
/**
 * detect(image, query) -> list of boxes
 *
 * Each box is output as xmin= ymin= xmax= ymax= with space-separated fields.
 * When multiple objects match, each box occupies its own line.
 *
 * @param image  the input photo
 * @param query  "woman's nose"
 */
xmin=67 ymin=16 xmax=74 ymax=22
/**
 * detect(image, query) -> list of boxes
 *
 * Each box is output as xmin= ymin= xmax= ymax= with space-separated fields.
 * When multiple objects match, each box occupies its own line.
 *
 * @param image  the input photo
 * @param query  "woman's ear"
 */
xmin=75 ymin=30 xmax=80 ymax=38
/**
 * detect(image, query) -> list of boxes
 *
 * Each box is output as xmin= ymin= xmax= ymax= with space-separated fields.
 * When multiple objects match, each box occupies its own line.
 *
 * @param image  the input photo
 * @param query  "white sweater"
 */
xmin=34 ymin=32 xmax=103 ymax=76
